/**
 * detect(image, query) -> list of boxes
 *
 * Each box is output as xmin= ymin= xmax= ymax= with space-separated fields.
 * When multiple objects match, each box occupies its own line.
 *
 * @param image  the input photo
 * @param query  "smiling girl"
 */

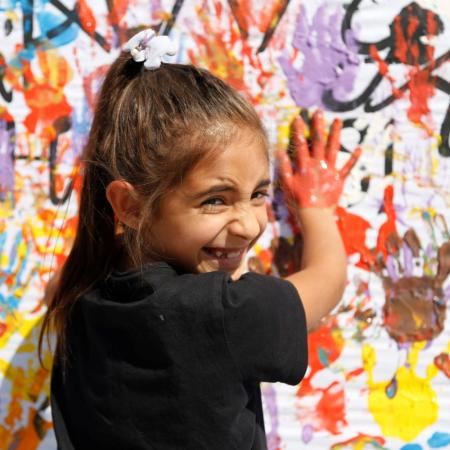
xmin=40 ymin=30 xmax=360 ymax=450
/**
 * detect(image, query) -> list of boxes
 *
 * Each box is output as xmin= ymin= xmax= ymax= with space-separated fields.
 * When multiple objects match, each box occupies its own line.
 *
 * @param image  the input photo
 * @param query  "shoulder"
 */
xmin=222 ymin=271 xmax=301 ymax=308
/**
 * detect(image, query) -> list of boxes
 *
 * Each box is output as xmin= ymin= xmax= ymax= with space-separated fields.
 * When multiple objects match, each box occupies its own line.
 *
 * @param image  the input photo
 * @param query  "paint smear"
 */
xmin=297 ymin=318 xmax=347 ymax=436
xmin=428 ymin=431 xmax=450 ymax=448
xmin=433 ymin=352 xmax=450 ymax=378
xmin=335 ymin=206 xmax=373 ymax=270
xmin=375 ymin=185 xmax=399 ymax=262
xmin=331 ymin=433 xmax=387 ymax=450
xmin=382 ymin=275 xmax=446 ymax=343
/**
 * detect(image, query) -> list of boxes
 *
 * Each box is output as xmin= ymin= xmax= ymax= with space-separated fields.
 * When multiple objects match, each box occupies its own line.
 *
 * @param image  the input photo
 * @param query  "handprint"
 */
xmin=374 ymin=198 xmax=450 ymax=343
xmin=277 ymin=110 xmax=362 ymax=209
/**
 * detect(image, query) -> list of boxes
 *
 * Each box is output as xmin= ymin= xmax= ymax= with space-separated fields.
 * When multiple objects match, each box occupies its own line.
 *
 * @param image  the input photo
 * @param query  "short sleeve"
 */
xmin=222 ymin=272 xmax=308 ymax=385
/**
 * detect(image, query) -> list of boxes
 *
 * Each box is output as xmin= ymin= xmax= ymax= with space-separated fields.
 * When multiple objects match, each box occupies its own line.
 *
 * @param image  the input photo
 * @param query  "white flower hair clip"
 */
xmin=123 ymin=29 xmax=176 ymax=70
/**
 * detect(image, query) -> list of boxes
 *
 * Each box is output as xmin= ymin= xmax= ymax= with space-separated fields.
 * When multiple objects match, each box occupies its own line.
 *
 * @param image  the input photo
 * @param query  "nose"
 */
xmin=228 ymin=204 xmax=262 ymax=241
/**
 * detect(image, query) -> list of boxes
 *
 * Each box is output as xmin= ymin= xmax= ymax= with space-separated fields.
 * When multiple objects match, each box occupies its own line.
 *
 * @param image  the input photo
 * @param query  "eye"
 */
xmin=200 ymin=197 xmax=227 ymax=212
xmin=251 ymin=191 xmax=269 ymax=203
xmin=202 ymin=197 xmax=225 ymax=206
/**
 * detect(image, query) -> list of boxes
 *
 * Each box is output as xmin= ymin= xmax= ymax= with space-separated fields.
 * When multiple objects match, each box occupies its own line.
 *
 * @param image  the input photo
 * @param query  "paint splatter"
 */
xmin=331 ymin=433 xmax=387 ymax=450
xmin=433 ymin=352 xmax=450 ymax=378
xmin=400 ymin=445 xmax=423 ymax=450
xmin=428 ymin=432 xmax=450 ymax=448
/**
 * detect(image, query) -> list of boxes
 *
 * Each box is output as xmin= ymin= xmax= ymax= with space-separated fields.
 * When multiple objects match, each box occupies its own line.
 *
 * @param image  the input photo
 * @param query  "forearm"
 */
xmin=285 ymin=208 xmax=347 ymax=330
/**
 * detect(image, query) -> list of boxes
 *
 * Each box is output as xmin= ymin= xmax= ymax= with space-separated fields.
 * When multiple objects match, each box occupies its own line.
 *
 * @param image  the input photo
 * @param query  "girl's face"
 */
xmin=150 ymin=129 xmax=270 ymax=280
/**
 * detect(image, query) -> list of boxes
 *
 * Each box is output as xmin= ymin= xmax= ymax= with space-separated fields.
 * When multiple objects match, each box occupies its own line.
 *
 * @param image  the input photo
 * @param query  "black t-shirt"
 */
xmin=51 ymin=262 xmax=308 ymax=450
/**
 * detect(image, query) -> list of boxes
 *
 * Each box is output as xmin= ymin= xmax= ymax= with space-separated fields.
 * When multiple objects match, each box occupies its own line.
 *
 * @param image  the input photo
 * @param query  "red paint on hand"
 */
xmin=277 ymin=111 xmax=361 ymax=209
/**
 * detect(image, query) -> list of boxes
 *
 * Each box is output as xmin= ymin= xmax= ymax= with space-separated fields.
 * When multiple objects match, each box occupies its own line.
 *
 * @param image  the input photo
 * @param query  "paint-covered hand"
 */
xmin=277 ymin=110 xmax=361 ymax=209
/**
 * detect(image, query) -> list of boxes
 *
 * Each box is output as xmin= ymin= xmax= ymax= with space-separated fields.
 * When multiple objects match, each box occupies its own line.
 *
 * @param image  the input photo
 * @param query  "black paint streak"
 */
xmin=23 ymin=0 xmax=34 ymax=46
xmin=257 ymin=0 xmax=291 ymax=53
xmin=104 ymin=0 xmax=120 ymax=45
xmin=327 ymin=1 xmax=450 ymax=157
xmin=227 ymin=0 xmax=291 ymax=54
xmin=158 ymin=0 xmax=186 ymax=36
xmin=4 ymin=18 xmax=13 ymax=36
xmin=385 ymin=143 xmax=394 ymax=175
xmin=342 ymin=0 xmax=391 ymax=54
xmin=435 ymin=77 xmax=450 ymax=157
xmin=49 ymin=124 xmax=74 ymax=205
xmin=0 ymin=53 xmax=13 ymax=103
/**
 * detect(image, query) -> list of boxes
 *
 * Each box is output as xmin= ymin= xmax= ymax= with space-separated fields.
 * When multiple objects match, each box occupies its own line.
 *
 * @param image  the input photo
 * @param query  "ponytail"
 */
xmin=38 ymin=160 xmax=118 ymax=368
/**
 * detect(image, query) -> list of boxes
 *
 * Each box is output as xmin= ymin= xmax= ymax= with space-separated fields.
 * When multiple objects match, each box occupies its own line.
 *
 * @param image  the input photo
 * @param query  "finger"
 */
xmin=276 ymin=149 xmax=294 ymax=191
xmin=339 ymin=147 xmax=362 ymax=179
xmin=293 ymin=117 xmax=309 ymax=170
xmin=326 ymin=118 xmax=342 ymax=167
xmin=311 ymin=109 xmax=326 ymax=160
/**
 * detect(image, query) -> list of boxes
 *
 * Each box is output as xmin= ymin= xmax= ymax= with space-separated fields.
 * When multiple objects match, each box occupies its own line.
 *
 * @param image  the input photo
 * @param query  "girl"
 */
xmin=40 ymin=30 xmax=360 ymax=449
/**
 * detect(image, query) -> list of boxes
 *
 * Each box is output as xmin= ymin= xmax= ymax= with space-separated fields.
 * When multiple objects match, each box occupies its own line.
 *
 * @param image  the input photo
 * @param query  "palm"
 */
xmin=278 ymin=110 xmax=361 ymax=209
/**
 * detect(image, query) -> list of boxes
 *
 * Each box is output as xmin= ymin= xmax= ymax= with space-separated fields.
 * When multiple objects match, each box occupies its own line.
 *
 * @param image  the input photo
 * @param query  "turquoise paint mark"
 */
xmin=428 ymin=432 xmax=450 ymax=448
xmin=37 ymin=11 xmax=79 ymax=48
xmin=0 ymin=0 xmax=35 ymax=13
xmin=317 ymin=347 xmax=330 ymax=367
xmin=399 ymin=444 xmax=422 ymax=450
xmin=7 ymin=231 xmax=22 ymax=274
xmin=0 ymin=229 xmax=7 ymax=257
xmin=0 ymin=293 xmax=19 ymax=319
xmin=385 ymin=376 xmax=398 ymax=398
xmin=18 ymin=46 xmax=36 ymax=61
xmin=7 ymin=56 xmax=25 ymax=71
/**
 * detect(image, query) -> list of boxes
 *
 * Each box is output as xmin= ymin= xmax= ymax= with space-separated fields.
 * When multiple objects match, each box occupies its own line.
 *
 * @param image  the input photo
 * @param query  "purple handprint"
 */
xmin=279 ymin=4 xmax=360 ymax=109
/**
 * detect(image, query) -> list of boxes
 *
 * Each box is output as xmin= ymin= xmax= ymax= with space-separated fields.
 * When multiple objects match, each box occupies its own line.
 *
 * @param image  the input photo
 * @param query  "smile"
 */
xmin=203 ymin=247 xmax=246 ymax=260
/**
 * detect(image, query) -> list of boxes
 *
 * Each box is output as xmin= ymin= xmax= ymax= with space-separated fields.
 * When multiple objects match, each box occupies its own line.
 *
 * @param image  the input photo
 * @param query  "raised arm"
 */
xmin=277 ymin=111 xmax=361 ymax=330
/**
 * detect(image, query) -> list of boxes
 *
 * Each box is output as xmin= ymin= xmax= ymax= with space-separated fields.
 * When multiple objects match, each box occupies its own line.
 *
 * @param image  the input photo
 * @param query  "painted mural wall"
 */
xmin=0 ymin=0 xmax=449 ymax=448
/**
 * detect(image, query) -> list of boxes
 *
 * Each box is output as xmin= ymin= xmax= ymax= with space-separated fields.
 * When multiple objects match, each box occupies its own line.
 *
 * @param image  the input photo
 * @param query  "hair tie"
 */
xmin=123 ymin=29 xmax=177 ymax=70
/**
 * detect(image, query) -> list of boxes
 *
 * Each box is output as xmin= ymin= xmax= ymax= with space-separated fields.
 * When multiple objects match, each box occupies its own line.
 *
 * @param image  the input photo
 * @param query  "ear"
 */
xmin=106 ymin=180 xmax=141 ymax=230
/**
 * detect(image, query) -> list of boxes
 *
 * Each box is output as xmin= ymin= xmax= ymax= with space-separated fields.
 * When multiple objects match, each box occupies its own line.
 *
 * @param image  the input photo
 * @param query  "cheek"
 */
xmin=189 ymin=216 xmax=228 ymax=243
xmin=258 ymin=207 xmax=269 ymax=232
xmin=248 ymin=206 xmax=269 ymax=247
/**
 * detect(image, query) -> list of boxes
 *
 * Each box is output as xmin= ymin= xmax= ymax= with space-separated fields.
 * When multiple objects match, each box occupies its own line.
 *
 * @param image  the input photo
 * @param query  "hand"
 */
xmin=277 ymin=110 xmax=361 ymax=209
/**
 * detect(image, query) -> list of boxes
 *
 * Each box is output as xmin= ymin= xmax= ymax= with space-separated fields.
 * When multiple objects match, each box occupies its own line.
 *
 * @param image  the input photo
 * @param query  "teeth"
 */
xmin=206 ymin=248 xmax=242 ymax=259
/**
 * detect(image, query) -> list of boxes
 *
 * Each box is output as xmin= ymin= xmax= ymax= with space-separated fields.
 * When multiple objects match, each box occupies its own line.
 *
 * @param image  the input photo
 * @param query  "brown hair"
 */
xmin=39 ymin=54 xmax=267 ymax=367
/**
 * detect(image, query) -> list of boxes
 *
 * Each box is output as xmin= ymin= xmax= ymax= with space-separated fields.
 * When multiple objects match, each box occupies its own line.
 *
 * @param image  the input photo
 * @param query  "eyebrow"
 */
xmin=192 ymin=178 xmax=272 ymax=199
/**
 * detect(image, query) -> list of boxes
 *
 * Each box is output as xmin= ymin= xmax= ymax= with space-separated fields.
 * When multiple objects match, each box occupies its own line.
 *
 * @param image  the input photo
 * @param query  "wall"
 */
xmin=0 ymin=0 xmax=449 ymax=448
